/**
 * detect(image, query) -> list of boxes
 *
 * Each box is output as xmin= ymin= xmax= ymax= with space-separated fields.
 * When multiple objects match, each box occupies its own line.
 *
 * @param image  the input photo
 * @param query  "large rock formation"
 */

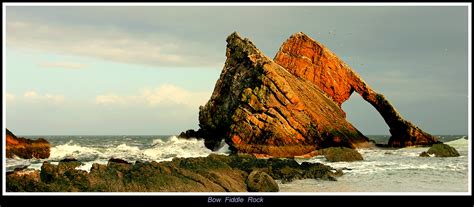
xmin=274 ymin=32 xmax=438 ymax=147
xmin=6 ymin=128 xmax=51 ymax=159
xmin=198 ymin=32 xmax=370 ymax=157
xmin=7 ymin=154 xmax=342 ymax=192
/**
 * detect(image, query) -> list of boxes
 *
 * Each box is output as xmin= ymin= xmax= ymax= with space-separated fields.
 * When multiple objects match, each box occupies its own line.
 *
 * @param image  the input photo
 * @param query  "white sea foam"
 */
xmin=9 ymin=136 xmax=230 ymax=172
xmin=49 ymin=140 xmax=103 ymax=162
xmin=5 ymin=158 xmax=31 ymax=172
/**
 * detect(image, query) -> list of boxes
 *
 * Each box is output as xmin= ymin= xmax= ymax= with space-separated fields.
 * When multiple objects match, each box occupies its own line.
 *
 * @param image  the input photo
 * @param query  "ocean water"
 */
xmin=5 ymin=135 xmax=469 ymax=192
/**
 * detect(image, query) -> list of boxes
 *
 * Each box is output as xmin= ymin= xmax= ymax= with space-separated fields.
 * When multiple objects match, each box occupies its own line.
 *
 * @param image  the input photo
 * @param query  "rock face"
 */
xmin=6 ymin=128 xmax=51 ymax=159
xmin=6 ymin=154 xmax=341 ymax=192
xmin=198 ymin=32 xmax=370 ymax=157
xmin=273 ymin=32 xmax=438 ymax=148
xmin=424 ymin=143 xmax=460 ymax=157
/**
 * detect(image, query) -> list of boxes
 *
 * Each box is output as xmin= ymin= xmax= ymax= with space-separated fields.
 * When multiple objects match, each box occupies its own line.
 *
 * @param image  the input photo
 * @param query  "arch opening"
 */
xmin=341 ymin=92 xmax=390 ymax=144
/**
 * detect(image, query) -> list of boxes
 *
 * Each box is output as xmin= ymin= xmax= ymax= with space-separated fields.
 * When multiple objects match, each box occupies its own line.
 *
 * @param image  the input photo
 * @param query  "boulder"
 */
xmin=425 ymin=143 xmax=460 ymax=157
xmin=6 ymin=128 xmax=51 ymax=159
xmin=246 ymin=170 xmax=279 ymax=192
xmin=320 ymin=147 xmax=363 ymax=162
xmin=273 ymin=32 xmax=438 ymax=148
xmin=198 ymin=32 xmax=370 ymax=157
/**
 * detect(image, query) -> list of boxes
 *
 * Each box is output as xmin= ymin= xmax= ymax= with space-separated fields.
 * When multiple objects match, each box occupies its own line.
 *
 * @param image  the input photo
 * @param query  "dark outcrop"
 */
xmin=178 ymin=129 xmax=203 ymax=139
xmin=198 ymin=32 xmax=370 ymax=157
xmin=273 ymin=32 xmax=438 ymax=148
xmin=6 ymin=128 xmax=51 ymax=159
xmin=7 ymin=154 xmax=341 ymax=192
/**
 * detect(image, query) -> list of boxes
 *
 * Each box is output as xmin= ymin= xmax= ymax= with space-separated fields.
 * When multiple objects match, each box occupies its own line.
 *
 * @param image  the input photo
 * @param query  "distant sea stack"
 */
xmin=273 ymin=32 xmax=438 ymax=148
xmin=198 ymin=32 xmax=370 ymax=157
xmin=6 ymin=128 xmax=51 ymax=159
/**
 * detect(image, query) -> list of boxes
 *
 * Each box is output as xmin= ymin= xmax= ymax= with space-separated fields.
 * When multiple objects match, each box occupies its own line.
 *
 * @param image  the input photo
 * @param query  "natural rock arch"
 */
xmin=341 ymin=92 xmax=390 ymax=139
xmin=273 ymin=32 xmax=438 ymax=147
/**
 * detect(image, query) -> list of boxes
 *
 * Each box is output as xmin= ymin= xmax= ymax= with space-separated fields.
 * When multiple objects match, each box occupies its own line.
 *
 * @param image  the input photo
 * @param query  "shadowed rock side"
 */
xmin=273 ymin=32 xmax=438 ymax=147
xmin=7 ymin=154 xmax=341 ymax=192
xmin=198 ymin=32 xmax=370 ymax=157
xmin=6 ymin=128 xmax=51 ymax=159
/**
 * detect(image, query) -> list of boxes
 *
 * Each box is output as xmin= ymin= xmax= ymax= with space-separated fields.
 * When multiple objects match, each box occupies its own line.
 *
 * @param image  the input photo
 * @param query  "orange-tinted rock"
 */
xmin=6 ymin=129 xmax=51 ymax=159
xmin=198 ymin=32 xmax=370 ymax=157
xmin=274 ymin=32 xmax=438 ymax=148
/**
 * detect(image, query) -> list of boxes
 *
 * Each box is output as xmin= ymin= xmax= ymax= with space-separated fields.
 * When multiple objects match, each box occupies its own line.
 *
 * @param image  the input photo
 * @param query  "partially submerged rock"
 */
xmin=419 ymin=151 xmax=431 ymax=157
xmin=6 ymin=128 xmax=51 ymax=159
xmin=320 ymin=147 xmax=363 ymax=162
xmin=7 ymin=154 xmax=340 ymax=192
xmin=178 ymin=129 xmax=203 ymax=139
xmin=422 ymin=143 xmax=460 ymax=157
xmin=198 ymin=32 xmax=370 ymax=157
xmin=273 ymin=32 xmax=438 ymax=148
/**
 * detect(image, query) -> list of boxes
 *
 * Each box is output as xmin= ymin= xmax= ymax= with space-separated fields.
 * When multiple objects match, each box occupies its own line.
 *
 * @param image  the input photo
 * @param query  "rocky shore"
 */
xmin=6 ymin=154 xmax=344 ymax=192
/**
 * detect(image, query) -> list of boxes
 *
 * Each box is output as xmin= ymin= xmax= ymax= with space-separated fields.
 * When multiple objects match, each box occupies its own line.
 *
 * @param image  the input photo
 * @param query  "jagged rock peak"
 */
xmin=198 ymin=32 xmax=370 ymax=157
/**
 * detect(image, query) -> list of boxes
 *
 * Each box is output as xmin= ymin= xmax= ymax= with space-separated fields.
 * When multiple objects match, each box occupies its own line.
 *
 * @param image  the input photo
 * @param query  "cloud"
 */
xmin=6 ymin=93 xmax=15 ymax=102
xmin=95 ymin=84 xmax=210 ymax=108
xmin=37 ymin=61 xmax=88 ymax=69
xmin=22 ymin=90 xmax=65 ymax=104
xmin=95 ymin=94 xmax=134 ymax=105
xmin=6 ymin=20 xmax=222 ymax=67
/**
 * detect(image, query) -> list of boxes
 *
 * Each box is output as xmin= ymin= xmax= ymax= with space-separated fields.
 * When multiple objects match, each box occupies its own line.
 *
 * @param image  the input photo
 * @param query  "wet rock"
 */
xmin=419 ymin=151 xmax=431 ymax=157
xmin=425 ymin=143 xmax=460 ymax=157
xmin=178 ymin=129 xmax=203 ymax=139
xmin=6 ymin=128 xmax=51 ymax=159
xmin=273 ymin=32 xmax=438 ymax=148
xmin=198 ymin=32 xmax=370 ymax=157
xmin=320 ymin=147 xmax=363 ymax=162
xmin=247 ymin=170 xmax=279 ymax=192
xmin=7 ymin=154 xmax=339 ymax=192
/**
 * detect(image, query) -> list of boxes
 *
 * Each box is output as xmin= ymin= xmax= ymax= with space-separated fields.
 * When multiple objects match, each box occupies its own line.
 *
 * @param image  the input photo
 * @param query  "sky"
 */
xmin=3 ymin=4 xmax=470 ymax=135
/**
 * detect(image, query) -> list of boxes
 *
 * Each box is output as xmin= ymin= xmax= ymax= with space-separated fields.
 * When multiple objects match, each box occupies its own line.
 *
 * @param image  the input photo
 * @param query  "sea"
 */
xmin=5 ymin=135 xmax=469 ymax=193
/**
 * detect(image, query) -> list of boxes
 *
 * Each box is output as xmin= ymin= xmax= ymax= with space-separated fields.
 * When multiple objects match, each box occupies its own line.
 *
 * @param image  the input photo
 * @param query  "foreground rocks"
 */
xmin=198 ymin=32 xmax=370 ymax=157
xmin=6 ymin=128 xmax=51 ymax=159
xmin=273 ymin=32 xmax=438 ymax=148
xmin=7 ymin=154 xmax=342 ymax=192
xmin=419 ymin=143 xmax=460 ymax=157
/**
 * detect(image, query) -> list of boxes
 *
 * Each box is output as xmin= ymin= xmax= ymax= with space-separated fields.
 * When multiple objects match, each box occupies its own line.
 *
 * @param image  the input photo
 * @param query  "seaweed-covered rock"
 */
xmin=246 ymin=170 xmax=279 ymax=192
xmin=198 ymin=32 xmax=369 ymax=157
xmin=7 ymin=154 xmax=339 ymax=192
xmin=425 ymin=143 xmax=460 ymax=157
xmin=320 ymin=147 xmax=363 ymax=162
